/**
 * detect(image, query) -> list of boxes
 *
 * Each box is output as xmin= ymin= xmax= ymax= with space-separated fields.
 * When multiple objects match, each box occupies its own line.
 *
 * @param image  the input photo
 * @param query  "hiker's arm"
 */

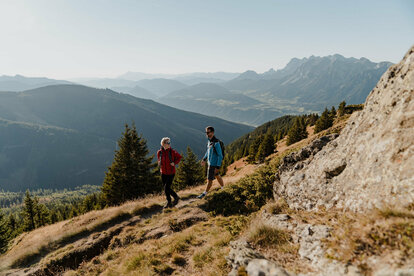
xmin=215 ymin=142 xmax=223 ymax=167
xmin=174 ymin=150 xmax=182 ymax=165
xmin=157 ymin=151 xmax=161 ymax=166
xmin=202 ymin=150 xmax=208 ymax=162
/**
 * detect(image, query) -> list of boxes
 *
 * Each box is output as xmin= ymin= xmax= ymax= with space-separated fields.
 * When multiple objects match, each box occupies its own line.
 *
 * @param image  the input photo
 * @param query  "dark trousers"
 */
xmin=162 ymin=174 xmax=178 ymax=203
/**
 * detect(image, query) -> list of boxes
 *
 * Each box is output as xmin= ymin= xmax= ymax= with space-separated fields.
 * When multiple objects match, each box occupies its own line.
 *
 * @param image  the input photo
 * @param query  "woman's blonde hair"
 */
xmin=160 ymin=137 xmax=171 ymax=146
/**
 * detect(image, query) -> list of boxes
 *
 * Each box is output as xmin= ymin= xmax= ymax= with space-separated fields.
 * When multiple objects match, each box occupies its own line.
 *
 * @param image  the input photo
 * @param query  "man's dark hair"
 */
xmin=206 ymin=126 xmax=215 ymax=133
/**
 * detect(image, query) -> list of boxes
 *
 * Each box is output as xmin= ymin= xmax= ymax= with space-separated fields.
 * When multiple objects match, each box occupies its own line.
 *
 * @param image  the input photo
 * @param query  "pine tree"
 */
xmin=314 ymin=108 xmax=334 ymax=133
xmin=173 ymin=147 xmax=205 ymax=190
xmin=34 ymin=197 xmax=50 ymax=227
xmin=102 ymin=123 xmax=157 ymax=206
xmin=256 ymin=132 xmax=276 ymax=163
xmin=22 ymin=191 xmax=36 ymax=231
xmin=247 ymin=135 xmax=263 ymax=163
xmin=7 ymin=214 xmax=16 ymax=233
xmin=338 ymin=101 xmax=346 ymax=116
xmin=306 ymin=113 xmax=319 ymax=126
xmin=330 ymin=106 xmax=337 ymax=119
xmin=0 ymin=210 xmax=10 ymax=253
xmin=286 ymin=117 xmax=308 ymax=145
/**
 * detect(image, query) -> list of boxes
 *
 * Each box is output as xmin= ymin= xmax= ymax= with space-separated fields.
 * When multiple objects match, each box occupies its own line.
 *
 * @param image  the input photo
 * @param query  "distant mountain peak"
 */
xmin=236 ymin=70 xmax=260 ymax=80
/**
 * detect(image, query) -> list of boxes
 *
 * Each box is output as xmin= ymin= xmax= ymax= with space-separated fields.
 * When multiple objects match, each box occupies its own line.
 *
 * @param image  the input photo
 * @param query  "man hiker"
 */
xmin=157 ymin=137 xmax=182 ymax=208
xmin=198 ymin=126 xmax=224 ymax=199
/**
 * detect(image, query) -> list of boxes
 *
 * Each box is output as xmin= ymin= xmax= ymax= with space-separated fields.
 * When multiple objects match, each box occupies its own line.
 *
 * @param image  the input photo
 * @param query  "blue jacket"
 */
xmin=203 ymin=136 xmax=223 ymax=167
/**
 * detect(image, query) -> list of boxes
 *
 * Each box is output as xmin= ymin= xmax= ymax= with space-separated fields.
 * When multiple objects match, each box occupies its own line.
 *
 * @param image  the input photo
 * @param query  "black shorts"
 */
xmin=207 ymin=166 xmax=219 ymax=180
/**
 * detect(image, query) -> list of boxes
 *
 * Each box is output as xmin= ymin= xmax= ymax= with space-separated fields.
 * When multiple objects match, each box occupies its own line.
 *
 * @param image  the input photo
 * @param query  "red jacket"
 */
xmin=157 ymin=147 xmax=182 ymax=175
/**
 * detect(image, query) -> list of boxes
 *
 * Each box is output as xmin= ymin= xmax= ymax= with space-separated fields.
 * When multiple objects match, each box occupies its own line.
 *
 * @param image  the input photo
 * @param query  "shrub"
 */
xmin=204 ymin=165 xmax=275 ymax=216
xmin=172 ymin=254 xmax=187 ymax=266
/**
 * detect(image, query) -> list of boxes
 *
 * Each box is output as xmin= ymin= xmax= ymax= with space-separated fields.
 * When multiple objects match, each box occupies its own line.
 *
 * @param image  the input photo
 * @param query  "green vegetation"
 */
xmin=205 ymin=165 xmax=275 ymax=216
xmin=173 ymin=146 xmax=205 ymax=190
xmin=286 ymin=116 xmax=308 ymax=145
xmin=221 ymin=115 xmax=296 ymax=171
xmin=102 ymin=123 xmax=159 ymax=206
xmin=256 ymin=131 xmax=276 ymax=162
xmin=315 ymin=107 xmax=334 ymax=133
xmin=0 ymin=209 xmax=11 ymax=253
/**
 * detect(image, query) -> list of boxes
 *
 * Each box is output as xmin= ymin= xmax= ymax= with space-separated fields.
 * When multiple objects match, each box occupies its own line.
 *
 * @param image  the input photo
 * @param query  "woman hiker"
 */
xmin=157 ymin=137 xmax=182 ymax=208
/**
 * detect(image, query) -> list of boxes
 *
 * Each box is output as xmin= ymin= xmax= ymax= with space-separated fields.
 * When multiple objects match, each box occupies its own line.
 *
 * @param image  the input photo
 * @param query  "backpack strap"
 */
xmin=211 ymin=137 xmax=219 ymax=156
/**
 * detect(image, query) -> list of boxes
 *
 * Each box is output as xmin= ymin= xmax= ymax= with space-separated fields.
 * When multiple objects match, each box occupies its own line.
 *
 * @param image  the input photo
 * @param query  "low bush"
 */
xmin=204 ymin=165 xmax=275 ymax=216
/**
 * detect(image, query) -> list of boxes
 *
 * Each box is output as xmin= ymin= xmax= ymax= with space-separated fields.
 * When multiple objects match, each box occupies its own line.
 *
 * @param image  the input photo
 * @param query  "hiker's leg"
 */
xmin=205 ymin=179 xmax=213 ymax=192
xmin=162 ymin=174 xmax=172 ymax=203
xmin=168 ymin=174 xmax=179 ymax=199
xmin=215 ymin=174 xmax=224 ymax=187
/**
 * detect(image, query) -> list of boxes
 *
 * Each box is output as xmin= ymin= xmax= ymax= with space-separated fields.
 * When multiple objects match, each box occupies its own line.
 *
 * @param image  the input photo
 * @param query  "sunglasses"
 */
xmin=205 ymin=131 xmax=211 ymax=134
xmin=165 ymin=141 xmax=171 ymax=144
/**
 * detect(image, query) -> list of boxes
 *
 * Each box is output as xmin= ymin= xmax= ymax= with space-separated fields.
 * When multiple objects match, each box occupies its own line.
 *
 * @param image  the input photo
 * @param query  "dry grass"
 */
xmin=63 ymin=211 xmax=249 ymax=276
xmin=247 ymin=224 xmax=290 ymax=247
xmin=315 ymin=207 xmax=414 ymax=274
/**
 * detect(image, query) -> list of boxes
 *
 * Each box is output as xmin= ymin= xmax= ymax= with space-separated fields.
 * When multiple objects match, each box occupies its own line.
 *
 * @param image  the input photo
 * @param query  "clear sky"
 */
xmin=0 ymin=0 xmax=413 ymax=79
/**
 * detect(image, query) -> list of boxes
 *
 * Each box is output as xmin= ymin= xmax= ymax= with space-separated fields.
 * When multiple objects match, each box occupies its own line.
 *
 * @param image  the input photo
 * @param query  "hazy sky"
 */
xmin=0 ymin=0 xmax=413 ymax=79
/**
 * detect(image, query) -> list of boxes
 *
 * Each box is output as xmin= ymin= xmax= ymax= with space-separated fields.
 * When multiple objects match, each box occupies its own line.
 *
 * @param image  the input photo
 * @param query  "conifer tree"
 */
xmin=306 ymin=113 xmax=319 ymax=126
xmin=0 ymin=210 xmax=10 ymax=253
xmin=7 ymin=214 xmax=16 ymax=233
xmin=34 ymin=197 xmax=49 ymax=227
xmin=22 ymin=191 xmax=36 ymax=231
xmin=286 ymin=117 xmax=308 ymax=145
xmin=314 ymin=108 xmax=334 ymax=133
xmin=338 ymin=101 xmax=346 ymax=116
xmin=247 ymin=135 xmax=263 ymax=163
xmin=173 ymin=147 xmax=205 ymax=190
xmin=256 ymin=132 xmax=276 ymax=163
xmin=330 ymin=106 xmax=337 ymax=119
xmin=102 ymin=123 xmax=157 ymax=206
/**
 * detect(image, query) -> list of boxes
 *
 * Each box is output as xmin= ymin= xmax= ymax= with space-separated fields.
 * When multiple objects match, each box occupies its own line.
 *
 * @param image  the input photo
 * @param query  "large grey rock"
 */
xmin=246 ymin=259 xmax=291 ymax=276
xmin=274 ymin=46 xmax=414 ymax=212
xmin=226 ymin=240 xmax=265 ymax=275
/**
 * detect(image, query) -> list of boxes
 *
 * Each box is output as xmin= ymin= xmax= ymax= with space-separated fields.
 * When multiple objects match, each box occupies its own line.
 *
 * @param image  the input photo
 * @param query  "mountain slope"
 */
xmin=0 ymin=85 xmax=252 ymax=191
xmin=0 ymin=75 xmax=72 ymax=92
xmin=135 ymin=78 xmax=187 ymax=97
xmin=158 ymin=83 xmax=283 ymax=126
xmin=222 ymin=55 xmax=392 ymax=121
xmin=110 ymin=85 xmax=157 ymax=100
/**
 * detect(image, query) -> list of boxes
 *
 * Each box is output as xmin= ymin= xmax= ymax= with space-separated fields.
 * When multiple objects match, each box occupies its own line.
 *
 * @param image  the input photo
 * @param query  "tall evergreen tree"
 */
xmin=286 ymin=117 xmax=308 ymax=145
xmin=247 ymin=135 xmax=264 ymax=163
xmin=22 ymin=191 xmax=36 ymax=231
xmin=315 ymin=108 xmax=334 ymax=133
xmin=256 ymin=132 xmax=276 ymax=163
xmin=7 ymin=214 xmax=16 ymax=233
xmin=173 ymin=147 xmax=205 ymax=190
xmin=102 ymin=123 xmax=157 ymax=206
xmin=34 ymin=197 xmax=50 ymax=227
xmin=330 ymin=106 xmax=337 ymax=119
xmin=338 ymin=101 xmax=346 ymax=116
xmin=0 ymin=209 xmax=10 ymax=253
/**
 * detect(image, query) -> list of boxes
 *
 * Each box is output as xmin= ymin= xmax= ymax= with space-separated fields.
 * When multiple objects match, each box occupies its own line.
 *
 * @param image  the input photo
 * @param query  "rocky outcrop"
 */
xmin=274 ymin=46 xmax=414 ymax=212
xmin=226 ymin=240 xmax=292 ymax=276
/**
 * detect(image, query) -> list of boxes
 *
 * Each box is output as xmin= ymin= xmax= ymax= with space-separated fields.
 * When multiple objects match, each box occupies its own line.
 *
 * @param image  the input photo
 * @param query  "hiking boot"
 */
xmin=197 ymin=192 xmax=206 ymax=199
xmin=172 ymin=197 xmax=180 ymax=206
xmin=163 ymin=202 xmax=172 ymax=208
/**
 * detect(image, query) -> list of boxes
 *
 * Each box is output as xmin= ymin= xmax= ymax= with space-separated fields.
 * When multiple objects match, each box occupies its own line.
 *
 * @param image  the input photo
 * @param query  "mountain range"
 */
xmin=163 ymin=54 xmax=392 ymax=125
xmin=0 ymin=85 xmax=252 ymax=191
xmin=0 ymin=75 xmax=72 ymax=92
